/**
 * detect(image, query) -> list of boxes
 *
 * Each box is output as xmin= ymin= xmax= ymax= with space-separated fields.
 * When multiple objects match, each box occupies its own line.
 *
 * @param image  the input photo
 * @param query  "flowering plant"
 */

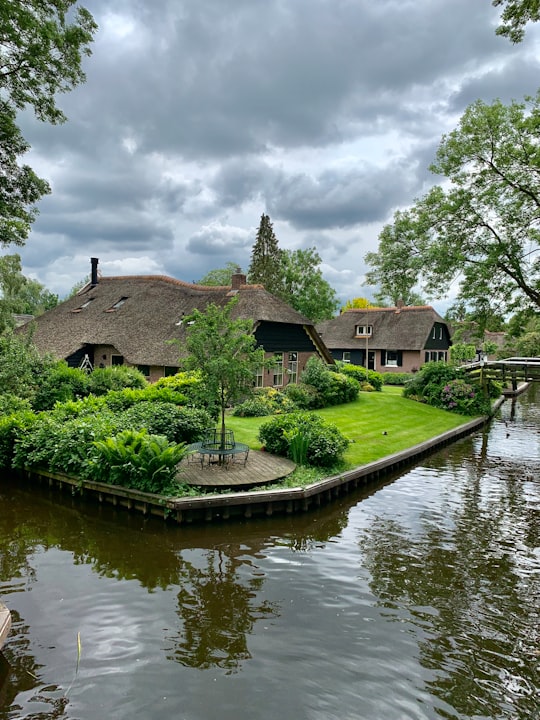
xmin=440 ymin=379 xmax=489 ymax=416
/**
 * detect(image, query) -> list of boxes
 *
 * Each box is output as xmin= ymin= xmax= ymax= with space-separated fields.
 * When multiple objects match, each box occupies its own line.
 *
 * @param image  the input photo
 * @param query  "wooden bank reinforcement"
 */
xmin=18 ymin=409 xmax=499 ymax=526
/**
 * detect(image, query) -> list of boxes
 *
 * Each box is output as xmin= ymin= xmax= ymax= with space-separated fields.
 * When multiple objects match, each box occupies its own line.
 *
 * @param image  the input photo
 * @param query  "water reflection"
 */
xmin=359 ymin=391 xmax=540 ymax=720
xmin=167 ymin=547 xmax=280 ymax=672
xmin=0 ymin=387 xmax=538 ymax=719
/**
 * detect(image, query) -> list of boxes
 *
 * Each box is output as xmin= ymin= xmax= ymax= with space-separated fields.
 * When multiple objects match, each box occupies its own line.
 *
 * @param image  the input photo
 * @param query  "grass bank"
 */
xmin=226 ymin=386 xmax=470 ymax=472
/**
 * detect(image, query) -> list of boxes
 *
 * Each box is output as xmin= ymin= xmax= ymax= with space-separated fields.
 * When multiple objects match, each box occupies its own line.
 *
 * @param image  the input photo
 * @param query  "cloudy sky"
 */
xmin=16 ymin=0 xmax=540 ymax=309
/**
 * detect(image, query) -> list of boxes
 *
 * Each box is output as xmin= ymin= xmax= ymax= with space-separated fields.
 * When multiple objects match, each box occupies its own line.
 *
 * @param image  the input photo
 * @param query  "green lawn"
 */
xmin=226 ymin=385 xmax=471 ymax=470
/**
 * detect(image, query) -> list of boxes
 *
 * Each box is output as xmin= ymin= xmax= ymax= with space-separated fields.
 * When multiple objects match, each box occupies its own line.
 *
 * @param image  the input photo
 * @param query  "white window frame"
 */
xmin=385 ymin=350 xmax=399 ymax=367
xmin=273 ymin=353 xmax=283 ymax=386
xmin=255 ymin=366 xmax=264 ymax=388
xmin=355 ymin=325 xmax=372 ymax=337
xmin=342 ymin=351 xmax=351 ymax=363
xmin=287 ymin=351 xmax=298 ymax=383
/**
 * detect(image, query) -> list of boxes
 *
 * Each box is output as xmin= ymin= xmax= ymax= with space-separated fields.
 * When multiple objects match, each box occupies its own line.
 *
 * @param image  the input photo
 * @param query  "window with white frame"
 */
xmin=342 ymin=351 xmax=351 ymax=363
xmin=273 ymin=353 xmax=283 ymax=386
xmin=287 ymin=352 xmax=298 ymax=383
xmin=385 ymin=350 xmax=399 ymax=367
xmin=254 ymin=366 xmax=264 ymax=388
xmin=355 ymin=325 xmax=372 ymax=336
xmin=425 ymin=350 xmax=445 ymax=362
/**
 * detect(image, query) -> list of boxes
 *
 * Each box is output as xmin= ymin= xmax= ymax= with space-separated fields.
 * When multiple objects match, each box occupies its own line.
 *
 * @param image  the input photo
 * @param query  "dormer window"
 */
xmin=355 ymin=325 xmax=372 ymax=337
xmin=105 ymin=297 xmax=128 ymax=312
xmin=71 ymin=297 xmax=94 ymax=313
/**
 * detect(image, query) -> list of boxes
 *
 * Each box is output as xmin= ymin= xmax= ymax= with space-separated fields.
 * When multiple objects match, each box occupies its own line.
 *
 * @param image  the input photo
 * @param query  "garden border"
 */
xmin=17 ymin=398 xmax=505 ymax=526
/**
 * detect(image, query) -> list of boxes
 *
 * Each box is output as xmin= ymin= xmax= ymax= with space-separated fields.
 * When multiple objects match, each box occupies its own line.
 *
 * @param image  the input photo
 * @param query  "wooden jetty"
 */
xmin=0 ymin=603 xmax=11 ymax=650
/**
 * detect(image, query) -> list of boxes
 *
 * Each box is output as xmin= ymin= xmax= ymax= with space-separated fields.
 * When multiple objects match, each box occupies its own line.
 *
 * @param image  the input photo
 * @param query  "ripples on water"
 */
xmin=0 ymin=388 xmax=538 ymax=719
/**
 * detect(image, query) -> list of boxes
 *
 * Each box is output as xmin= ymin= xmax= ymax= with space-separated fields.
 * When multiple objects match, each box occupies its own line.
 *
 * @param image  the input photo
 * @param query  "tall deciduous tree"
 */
xmin=0 ymin=0 xmax=97 ymax=246
xmin=247 ymin=214 xmax=283 ymax=295
xmin=197 ymin=262 xmax=240 ymax=286
xmin=492 ymin=0 xmax=540 ymax=42
xmin=365 ymin=94 xmax=540 ymax=316
xmin=179 ymin=299 xmax=267 ymax=448
xmin=0 ymin=253 xmax=58 ymax=331
xmin=279 ymin=247 xmax=339 ymax=322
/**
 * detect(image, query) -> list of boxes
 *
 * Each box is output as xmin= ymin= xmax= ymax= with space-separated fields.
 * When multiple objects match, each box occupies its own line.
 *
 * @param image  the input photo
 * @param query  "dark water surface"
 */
xmin=0 ymin=388 xmax=538 ymax=720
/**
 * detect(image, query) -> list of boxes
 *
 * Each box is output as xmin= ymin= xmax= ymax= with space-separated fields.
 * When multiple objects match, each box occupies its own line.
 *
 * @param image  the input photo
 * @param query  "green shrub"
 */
xmin=103 ymin=385 xmax=187 ymax=412
xmin=403 ymin=362 xmax=463 ymax=401
xmin=12 ymin=411 xmax=119 ymax=477
xmin=233 ymin=396 xmax=273 ymax=417
xmin=87 ymin=366 xmax=148 ymax=395
xmin=233 ymin=388 xmax=296 ymax=416
xmin=155 ymin=371 xmax=217 ymax=416
xmin=282 ymin=382 xmax=320 ymax=409
xmin=48 ymin=394 xmax=108 ymax=421
xmin=258 ymin=412 xmax=349 ymax=467
xmin=0 ymin=410 xmax=37 ymax=470
xmin=88 ymin=429 xmax=186 ymax=494
xmin=0 ymin=394 xmax=32 ymax=415
xmin=381 ymin=372 xmax=414 ymax=386
xmin=119 ymin=401 xmax=212 ymax=443
xmin=439 ymin=379 xmax=491 ymax=416
xmin=300 ymin=357 xmax=360 ymax=407
xmin=337 ymin=363 xmax=383 ymax=391
xmin=32 ymin=362 xmax=89 ymax=411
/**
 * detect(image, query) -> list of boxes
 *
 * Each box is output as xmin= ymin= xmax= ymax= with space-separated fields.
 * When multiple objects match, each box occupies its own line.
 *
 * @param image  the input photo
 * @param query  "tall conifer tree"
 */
xmin=247 ymin=213 xmax=283 ymax=295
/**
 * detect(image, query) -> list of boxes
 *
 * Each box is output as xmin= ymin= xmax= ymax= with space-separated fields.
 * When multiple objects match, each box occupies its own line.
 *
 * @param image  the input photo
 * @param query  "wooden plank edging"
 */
xmin=19 ymin=403 xmax=503 ymax=525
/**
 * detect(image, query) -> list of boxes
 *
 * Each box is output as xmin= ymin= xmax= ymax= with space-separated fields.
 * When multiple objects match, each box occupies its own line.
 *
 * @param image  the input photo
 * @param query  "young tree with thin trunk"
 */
xmin=179 ymin=299 xmax=267 ymax=452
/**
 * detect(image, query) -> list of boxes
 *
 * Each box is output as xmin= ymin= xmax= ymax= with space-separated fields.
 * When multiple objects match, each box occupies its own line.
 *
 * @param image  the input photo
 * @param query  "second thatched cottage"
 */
xmin=317 ymin=304 xmax=452 ymax=373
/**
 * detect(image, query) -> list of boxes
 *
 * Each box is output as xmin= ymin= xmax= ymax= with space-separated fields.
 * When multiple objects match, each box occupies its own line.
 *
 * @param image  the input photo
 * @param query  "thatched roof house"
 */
xmin=317 ymin=305 xmax=451 ymax=373
xmin=21 ymin=260 xmax=332 ymax=385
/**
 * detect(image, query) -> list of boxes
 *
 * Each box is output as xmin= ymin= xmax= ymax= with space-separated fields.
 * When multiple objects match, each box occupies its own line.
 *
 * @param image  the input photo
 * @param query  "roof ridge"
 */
xmin=99 ymin=275 xmax=262 ymax=292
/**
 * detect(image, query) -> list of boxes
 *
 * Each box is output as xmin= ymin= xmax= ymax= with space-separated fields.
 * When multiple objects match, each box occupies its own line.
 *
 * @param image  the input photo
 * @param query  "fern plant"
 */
xmin=88 ymin=429 xmax=186 ymax=494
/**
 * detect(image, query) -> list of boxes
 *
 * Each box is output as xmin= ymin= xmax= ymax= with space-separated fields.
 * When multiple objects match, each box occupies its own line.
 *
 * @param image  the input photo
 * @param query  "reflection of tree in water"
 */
xmin=166 ymin=547 xmax=279 ymax=673
xmin=359 ymin=466 xmax=540 ymax=719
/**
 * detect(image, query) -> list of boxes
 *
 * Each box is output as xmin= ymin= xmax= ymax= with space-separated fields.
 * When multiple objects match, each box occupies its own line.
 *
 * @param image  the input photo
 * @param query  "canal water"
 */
xmin=0 ymin=388 xmax=538 ymax=720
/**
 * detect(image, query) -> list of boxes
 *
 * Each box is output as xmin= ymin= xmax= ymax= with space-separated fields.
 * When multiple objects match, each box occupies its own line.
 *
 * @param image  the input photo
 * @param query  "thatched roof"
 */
xmin=21 ymin=274 xmax=328 ymax=366
xmin=317 ymin=305 xmax=448 ymax=350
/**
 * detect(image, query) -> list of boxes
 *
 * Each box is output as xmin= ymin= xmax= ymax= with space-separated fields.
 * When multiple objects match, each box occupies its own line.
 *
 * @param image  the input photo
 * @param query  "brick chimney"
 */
xmin=231 ymin=267 xmax=246 ymax=290
xmin=90 ymin=257 xmax=99 ymax=287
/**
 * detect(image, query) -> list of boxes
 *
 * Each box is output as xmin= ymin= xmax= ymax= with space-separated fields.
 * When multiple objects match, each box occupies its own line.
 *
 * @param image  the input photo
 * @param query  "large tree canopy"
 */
xmin=279 ymin=247 xmax=339 ymax=322
xmin=365 ymin=93 xmax=540 ymax=317
xmin=247 ymin=214 xmax=338 ymax=322
xmin=492 ymin=0 xmax=540 ymax=43
xmin=0 ymin=253 xmax=58 ymax=331
xmin=197 ymin=262 xmax=239 ymax=287
xmin=0 ymin=0 xmax=96 ymax=246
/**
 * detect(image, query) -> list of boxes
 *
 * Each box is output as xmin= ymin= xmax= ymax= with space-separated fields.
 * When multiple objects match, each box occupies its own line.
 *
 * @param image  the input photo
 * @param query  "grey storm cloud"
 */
xmin=11 ymin=0 xmax=540 ymax=303
xmin=268 ymin=161 xmax=420 ymax=230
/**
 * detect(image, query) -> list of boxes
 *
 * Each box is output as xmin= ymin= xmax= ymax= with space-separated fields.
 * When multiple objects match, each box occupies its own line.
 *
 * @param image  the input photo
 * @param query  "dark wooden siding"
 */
xmin=254 ymin=322 xmax=317 ymax=352
xmin=425 ymin=323 xmax=451 ymax=350
xmin=330 ymin=349 xmax=364 ymax=365
xmin=66 ymin=345 xmax=94 ymax=369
